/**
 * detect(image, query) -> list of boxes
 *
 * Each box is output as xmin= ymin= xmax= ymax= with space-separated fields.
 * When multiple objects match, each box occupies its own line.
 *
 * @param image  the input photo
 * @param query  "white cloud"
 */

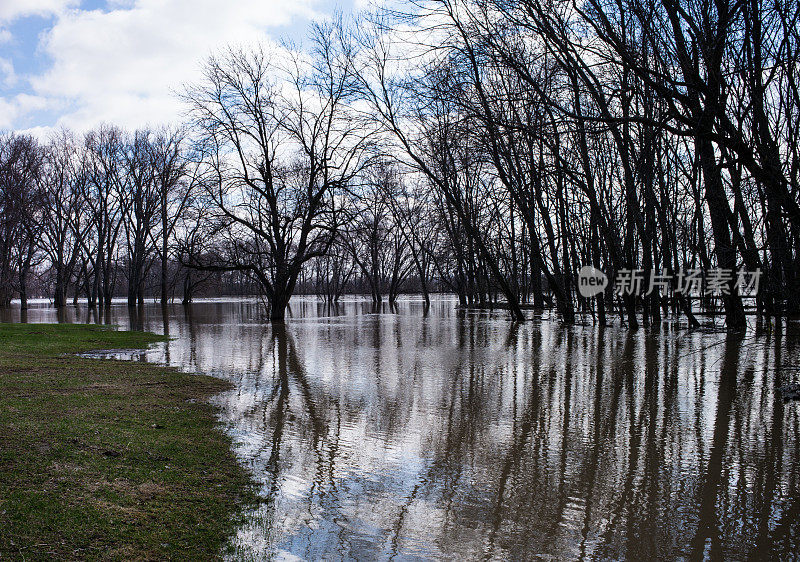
xmin=15 ymin=124 xmax=59 ymax=139
xmin=0 ymin=93 xmax=51 ymax=129
xmin=0 ymin=0 xmax=77 ymax=22
xmin=0 ymin=28 xmax=11 ymax=43
xmin=0 ymin=57 xmax=16 ymax=87
xmin=23 ymin=0 xmax=323 ymax=131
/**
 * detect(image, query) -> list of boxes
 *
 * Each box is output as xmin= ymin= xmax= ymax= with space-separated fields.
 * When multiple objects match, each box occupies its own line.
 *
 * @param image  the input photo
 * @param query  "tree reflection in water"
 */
xmin=10 ymin=298 xmax=800 ymax=560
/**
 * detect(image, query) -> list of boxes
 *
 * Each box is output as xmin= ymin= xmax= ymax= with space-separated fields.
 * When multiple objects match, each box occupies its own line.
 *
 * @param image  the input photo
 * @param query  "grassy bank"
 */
xmin=0 ymin=323 xmax=255 ymax=560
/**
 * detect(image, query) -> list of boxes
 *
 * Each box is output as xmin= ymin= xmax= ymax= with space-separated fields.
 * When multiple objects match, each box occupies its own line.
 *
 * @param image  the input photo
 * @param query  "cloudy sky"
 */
xmin=0 ymin=0 xmax=366 ymax=135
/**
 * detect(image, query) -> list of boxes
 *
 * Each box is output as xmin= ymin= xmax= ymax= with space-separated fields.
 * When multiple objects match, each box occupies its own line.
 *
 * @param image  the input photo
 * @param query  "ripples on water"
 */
xmin=5 ymin=297 xmax=800 ymax=560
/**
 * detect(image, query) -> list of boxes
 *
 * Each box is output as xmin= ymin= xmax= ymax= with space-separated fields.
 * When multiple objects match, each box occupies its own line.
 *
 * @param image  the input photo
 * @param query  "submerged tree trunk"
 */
xmin=270 ymin=291 xmax=290 ymax=322
xmin=697 ymin=136 xmax=746 ymax=329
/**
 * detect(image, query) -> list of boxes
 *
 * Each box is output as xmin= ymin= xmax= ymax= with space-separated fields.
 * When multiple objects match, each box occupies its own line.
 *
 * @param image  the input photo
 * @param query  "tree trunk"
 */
xmin=270 ymin=292 xmax=290 ymax=321
xmin=161 ymin=228 xmax=169 ymax=305
xmin=19 ymin=268 xmax=28 ymax=311
xmin=54 ymin=268 xmax=67 ymax=308
xmin=698 ymin=136 xmax=746 ymax=329
xmin=182 ymin=271 xmax=193 ymax=305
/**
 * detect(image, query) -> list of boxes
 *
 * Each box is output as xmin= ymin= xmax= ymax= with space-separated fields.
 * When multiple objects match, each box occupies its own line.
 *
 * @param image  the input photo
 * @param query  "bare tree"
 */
xmin=119 ymin=129 xmax=163 ymax=306
xmin=184 ymin=27 xmax=374 ymax=320
xmin=39 ymin=130 xmax=89 ymax=308
xmin=84 ymin=126 xmax=126 ymax=307
xmin=0 ymin=134 xmax=41 ymax=307
xmin=148 ymin=127 xmax=200 ymax=305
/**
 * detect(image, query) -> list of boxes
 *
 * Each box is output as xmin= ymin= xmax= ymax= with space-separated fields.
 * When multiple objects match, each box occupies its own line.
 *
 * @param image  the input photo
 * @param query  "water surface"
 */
xmin=7 ymin=297 xmax=800 ymax=560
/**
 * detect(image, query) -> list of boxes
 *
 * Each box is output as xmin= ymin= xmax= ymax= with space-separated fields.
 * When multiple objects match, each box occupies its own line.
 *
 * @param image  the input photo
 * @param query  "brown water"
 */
xmin=6 ymin=297 xmax=800 ymax=560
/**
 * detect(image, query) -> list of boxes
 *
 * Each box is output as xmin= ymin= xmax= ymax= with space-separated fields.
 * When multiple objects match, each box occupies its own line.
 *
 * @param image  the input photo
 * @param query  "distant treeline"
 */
xmin=1 ymin=0 xmax=799 ymax=328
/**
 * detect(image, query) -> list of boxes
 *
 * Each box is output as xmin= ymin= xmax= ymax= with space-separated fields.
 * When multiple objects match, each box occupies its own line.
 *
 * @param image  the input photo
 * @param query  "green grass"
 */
xmin=0 ymin=323 xmax=256 ymax=561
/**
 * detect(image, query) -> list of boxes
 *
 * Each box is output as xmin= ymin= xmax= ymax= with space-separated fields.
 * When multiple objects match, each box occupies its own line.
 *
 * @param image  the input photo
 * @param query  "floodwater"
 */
xmin=4 ymin=297 xmax=800 ymax=560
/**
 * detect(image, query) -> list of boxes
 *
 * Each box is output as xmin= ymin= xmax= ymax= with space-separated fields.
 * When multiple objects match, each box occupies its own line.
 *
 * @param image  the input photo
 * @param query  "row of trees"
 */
xmin=0 ymin=126 xmax=198 ymax=308
xmin=2 ymin=0 xmax=799 ymax=327
xmin=340 ymin=0 xmax=800 ymax=329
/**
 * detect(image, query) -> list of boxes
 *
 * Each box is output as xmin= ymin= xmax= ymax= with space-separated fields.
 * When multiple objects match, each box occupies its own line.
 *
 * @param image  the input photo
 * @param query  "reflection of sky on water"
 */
xmin=7 ymin=297 xmax=800 ymax=560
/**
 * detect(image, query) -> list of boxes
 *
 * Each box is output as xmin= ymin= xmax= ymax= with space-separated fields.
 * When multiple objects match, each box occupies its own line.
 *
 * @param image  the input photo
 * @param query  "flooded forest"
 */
xmin=2 ymin=0 xmax=800 ymax=559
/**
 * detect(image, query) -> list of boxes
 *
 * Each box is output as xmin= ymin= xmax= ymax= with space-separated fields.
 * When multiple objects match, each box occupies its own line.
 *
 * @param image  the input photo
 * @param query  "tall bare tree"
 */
xmin=0 ymin=134 xmax=41 ymax=307
xmin=39 ymin=130 xmax=89 ymax=308
xmin=184 ymin=26 xmax=374 ymax=320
